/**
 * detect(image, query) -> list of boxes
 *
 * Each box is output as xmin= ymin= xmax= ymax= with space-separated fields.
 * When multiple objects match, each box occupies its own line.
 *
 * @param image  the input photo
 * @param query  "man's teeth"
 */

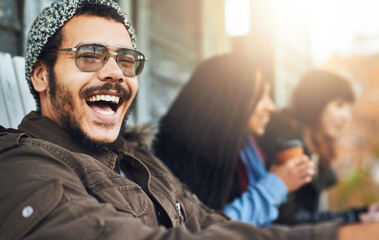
xmin=87 ymin=95 xmax=120 ymax=104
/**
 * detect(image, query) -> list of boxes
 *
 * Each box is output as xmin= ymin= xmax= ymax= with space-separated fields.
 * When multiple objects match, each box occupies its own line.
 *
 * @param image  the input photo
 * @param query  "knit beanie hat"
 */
xmin=25 ymin=0 xmax=136 ymax=86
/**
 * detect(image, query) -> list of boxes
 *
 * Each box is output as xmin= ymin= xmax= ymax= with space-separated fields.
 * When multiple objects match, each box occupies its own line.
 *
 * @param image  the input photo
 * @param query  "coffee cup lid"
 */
xmin=276 ymin=139 xmax=303 ymax=151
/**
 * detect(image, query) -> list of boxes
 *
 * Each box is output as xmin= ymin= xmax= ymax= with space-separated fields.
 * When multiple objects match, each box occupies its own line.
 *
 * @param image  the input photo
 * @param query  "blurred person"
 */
xmin=258 ymin=69 xmax=372 ymax=225
xmin=154 ymin=53 xmax=315 ymax=226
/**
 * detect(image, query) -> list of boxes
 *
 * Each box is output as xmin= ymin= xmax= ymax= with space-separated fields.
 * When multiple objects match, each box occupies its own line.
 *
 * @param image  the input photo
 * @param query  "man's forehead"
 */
xmin=60 ymin=15 xmax=133 ymax=49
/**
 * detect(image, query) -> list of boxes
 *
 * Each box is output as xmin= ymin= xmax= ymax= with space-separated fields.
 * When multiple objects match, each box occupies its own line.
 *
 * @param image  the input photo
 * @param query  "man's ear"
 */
xmin=30 ymin=60 xmax=49 ymax=93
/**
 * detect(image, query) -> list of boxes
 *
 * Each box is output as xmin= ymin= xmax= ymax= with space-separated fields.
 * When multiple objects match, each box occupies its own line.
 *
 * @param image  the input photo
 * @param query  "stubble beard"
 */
xmin=48 ymin=70 xmax=136 ymax=153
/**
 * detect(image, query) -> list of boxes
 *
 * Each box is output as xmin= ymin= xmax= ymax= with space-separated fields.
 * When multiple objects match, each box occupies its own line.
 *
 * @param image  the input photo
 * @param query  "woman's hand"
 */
xmin=360 ymin=203 xmax=379 ymax=223
xmin=270 ymin=155 xmax=315 ymax=192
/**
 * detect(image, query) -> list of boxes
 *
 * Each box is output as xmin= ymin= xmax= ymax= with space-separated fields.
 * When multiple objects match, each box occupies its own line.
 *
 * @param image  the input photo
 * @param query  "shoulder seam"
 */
xmin=21 ymin=138 xmax=79 ymax=173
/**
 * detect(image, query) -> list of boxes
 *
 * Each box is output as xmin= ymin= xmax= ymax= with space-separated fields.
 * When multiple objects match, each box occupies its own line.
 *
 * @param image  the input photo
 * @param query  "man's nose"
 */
xmin=97 ymin=55 xmax=125 ymax=82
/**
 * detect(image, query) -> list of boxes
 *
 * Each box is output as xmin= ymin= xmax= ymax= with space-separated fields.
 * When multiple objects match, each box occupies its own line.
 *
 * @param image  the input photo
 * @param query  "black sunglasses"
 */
xmin=54 ymin=43 xmax=147 ymax=77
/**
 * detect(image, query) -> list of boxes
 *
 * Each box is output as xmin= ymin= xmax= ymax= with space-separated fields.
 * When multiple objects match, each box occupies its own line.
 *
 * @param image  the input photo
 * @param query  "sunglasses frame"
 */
xmin=54 ymin=43 xmax=148 ymax=77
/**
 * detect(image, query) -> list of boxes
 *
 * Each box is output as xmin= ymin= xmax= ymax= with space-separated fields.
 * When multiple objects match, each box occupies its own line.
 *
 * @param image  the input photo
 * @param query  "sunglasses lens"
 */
xmin=74 ymin=44 xmax=146 ymax=76
xmin=76 ymin=44 xmax=107 ymax=71
xmin=117 ymin=49 xmax=145 ymax=76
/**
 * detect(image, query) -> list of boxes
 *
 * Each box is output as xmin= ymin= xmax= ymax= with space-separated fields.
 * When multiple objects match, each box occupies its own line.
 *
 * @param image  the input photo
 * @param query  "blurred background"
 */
xmin=1 ymin=0 xmax=379 ymax=211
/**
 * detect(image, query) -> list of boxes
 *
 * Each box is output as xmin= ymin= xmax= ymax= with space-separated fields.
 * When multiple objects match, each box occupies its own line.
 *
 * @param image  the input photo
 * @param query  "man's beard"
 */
xmin=48 ymin=70 xmax=137 ymax=153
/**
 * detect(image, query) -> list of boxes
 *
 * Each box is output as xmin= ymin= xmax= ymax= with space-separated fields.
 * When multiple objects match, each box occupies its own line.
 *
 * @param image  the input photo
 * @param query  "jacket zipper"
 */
xmin=176 ymin=202 xmax=184 ymax=223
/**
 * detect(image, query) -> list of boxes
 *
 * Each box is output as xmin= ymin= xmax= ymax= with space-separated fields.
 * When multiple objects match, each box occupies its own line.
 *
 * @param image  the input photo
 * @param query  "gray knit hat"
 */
xmin=25 ymin=0 xmax=136 ymax=86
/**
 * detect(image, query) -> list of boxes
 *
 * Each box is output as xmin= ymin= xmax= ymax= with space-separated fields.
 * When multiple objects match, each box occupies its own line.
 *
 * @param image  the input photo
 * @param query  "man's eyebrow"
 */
xmin=71 ymin=42 xmax=135 ymax=50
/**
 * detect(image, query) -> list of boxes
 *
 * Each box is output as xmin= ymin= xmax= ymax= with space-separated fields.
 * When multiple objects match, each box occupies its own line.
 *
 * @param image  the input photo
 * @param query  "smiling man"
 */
xmin=0 ymin=0 xmax=378 ymax=239
xmin=32 ymin=13 xmax=138 ymax=150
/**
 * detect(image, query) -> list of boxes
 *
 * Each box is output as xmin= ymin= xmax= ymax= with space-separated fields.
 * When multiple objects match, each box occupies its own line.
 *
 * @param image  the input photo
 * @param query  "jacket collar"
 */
xmin=18 ymin=111 xmax=118 ymax=170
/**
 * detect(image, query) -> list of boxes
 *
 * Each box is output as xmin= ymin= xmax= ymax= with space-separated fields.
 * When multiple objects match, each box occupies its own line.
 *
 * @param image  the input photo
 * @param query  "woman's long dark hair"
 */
xmin=154 ymin=53 xmax=264 ymax=209
xmin=291 ymin=69 xmax=355 ymax=164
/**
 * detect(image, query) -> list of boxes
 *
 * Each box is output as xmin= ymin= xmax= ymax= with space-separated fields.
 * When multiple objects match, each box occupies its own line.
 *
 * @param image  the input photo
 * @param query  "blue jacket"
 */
xmin=224 ymin=136 xmax=288 ymax=226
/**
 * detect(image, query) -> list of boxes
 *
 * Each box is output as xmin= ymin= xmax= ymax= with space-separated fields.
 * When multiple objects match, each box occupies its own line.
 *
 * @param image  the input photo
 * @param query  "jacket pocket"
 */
xmin=89 ymin=181 xmax=149 ymax=218
xmin=116 ymin=185 xmax=149 ymax=217
xmin=0 ymin=179 xmax=63 ymax=240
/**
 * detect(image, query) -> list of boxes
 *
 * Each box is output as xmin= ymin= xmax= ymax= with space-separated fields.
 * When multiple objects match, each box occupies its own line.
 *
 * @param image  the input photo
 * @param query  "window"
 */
xmin=0 ymin=0 xmax=23 ymax=55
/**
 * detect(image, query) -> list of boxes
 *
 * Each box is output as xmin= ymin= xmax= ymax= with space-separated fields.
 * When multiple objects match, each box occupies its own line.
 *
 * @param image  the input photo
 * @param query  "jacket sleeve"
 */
xmin=224 ymin=173 xmax=287 ymax=226
xmin=0 ymin=140 xmax=340 ymax=240
xmin=292 ymin=207 xmax=368 ymax=225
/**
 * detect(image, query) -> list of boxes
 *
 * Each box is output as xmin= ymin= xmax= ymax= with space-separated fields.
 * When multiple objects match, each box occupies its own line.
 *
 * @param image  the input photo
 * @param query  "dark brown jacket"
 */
xmin=0 ymin=112 xmax=339 ymax=239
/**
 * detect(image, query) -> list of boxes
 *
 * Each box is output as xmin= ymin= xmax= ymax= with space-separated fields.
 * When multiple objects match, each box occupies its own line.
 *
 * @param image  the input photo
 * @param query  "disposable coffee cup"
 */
xmin=275 ymin=139 xmax=303 ymax=165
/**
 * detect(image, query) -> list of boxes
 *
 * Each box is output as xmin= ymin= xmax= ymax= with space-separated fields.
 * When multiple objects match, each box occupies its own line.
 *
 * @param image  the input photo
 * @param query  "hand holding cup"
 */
xmin=270 ymin=139 xmax=315 ymax=192
xmin=275 ymin=139 xmax=304 ymax=164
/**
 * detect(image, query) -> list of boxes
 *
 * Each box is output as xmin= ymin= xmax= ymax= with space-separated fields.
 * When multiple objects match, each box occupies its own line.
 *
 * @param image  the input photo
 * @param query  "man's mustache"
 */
xmin=81 ymin=82 xmax=130 ymax=100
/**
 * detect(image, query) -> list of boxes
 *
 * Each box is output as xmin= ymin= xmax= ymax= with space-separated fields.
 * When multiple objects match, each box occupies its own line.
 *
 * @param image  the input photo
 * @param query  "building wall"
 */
xmin=147 ymin=0 xmax=203 ymax=122
xmin=135 ymin=0 xmax=231 ymax=124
